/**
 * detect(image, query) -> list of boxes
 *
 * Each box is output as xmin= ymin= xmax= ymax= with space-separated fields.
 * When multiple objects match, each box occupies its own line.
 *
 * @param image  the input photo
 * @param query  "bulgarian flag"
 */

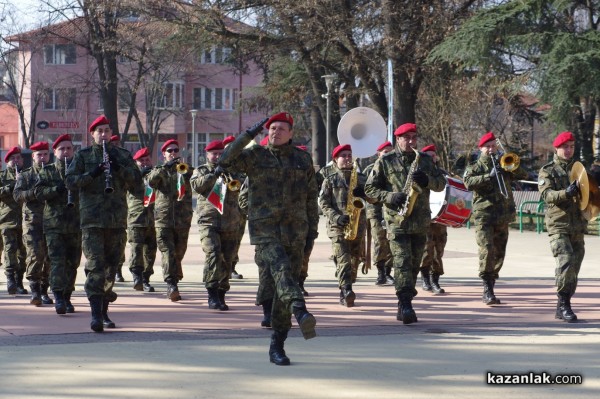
xmin=207 ymin=177 xmax=227 ymax=214
xmin=177 ymin=172 xmax=186 ymax=201
xmin=143 ymin=183 xmax=156 ymax=207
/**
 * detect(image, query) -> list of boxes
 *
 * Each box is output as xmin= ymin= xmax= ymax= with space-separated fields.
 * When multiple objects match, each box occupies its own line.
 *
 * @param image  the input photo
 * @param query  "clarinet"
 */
xmin=65 ymin=157 xmax=75 ymax=208
xmin=102 ymin=141 xmax=114 ymax=194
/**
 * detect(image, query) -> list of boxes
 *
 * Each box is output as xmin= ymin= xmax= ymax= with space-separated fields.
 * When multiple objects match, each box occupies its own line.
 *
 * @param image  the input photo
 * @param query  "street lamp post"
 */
xmin=322 ymin=74 xmax=336 ymax=164
xmin=190 ymin=109 xmax=198 ymax=166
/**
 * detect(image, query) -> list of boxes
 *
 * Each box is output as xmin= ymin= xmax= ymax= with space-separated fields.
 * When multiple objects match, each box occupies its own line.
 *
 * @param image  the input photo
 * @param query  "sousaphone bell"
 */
xmin=337 ymin=107 xmax=388 ymax=158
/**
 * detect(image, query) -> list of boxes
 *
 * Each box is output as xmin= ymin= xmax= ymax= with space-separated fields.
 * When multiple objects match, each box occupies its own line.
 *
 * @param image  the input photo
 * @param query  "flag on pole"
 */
xmin=207 ymin=177 xmax=227 ymax=214
xmin=177 ymin=172 xmax=186 ymax=201
xmin=143 ymin=183 xmax=156 ymax=207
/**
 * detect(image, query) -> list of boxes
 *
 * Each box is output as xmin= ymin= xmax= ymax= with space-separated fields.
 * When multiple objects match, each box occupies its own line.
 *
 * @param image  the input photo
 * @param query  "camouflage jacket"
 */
xmin=147 ymin=162 xmax=193 ymax=229
xmin=13 ymin=164 xmax=45 ymax=226
xmin=34 ymin=160 xmax=80 ymax=234
xmin=463 ymin=153 xmax=527 ymax=224
xmin=219 ymin=132 xmax=319 ymax=245
xmin=365 ymin=150 xmax=445 ymax=234
xmin=190 ymin=162 xmax=242 ymax=232
xmin=65 ymin=142 xmax=140 ymax=229
xmin=538 ymin=155 xmax=587 ymax=234
xmin=316 ymin=161 xmax=337 ymax=191
xmin=319 ymin=167 xmax=367 ymax=239
xmin=0 ymin=167 xmax=22 ymax=229
xmin=363 ymin=162 xmax=384 ymax=221
xmin=127 ymin=166 xmax=154 ymax=228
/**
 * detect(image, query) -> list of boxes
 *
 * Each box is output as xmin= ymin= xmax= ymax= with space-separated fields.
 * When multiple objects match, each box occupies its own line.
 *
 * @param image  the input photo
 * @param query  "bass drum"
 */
xmin=429 ymin=176 xmax=473 ymax=227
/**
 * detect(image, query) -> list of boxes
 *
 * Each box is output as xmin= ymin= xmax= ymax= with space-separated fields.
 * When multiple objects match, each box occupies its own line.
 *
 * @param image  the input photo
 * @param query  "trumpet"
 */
xmin=176 ymin=162 xmax=189 ymax=175
xmin=223 ymin=174 xmax=241 ymax=191
xmin=496 ymin=138 xmax=520 ymax=172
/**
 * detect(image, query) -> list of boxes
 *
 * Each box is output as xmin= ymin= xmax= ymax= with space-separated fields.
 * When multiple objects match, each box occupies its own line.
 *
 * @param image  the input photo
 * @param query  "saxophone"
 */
xmin=395 ymin=147 xmax=422 ymax=223
xmin=344 ymin=162 xmax=366 ymax=241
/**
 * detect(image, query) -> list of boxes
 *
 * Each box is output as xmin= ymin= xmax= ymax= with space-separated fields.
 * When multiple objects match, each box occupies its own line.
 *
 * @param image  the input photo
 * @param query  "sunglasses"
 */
xmin=165 ymin=148 xmax=179 ymax=153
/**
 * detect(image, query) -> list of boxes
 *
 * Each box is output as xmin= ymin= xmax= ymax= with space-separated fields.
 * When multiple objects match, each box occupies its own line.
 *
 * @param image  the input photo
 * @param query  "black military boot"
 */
xmin=556 ymin=293 xmax=577 ymax=322
xmin=396 ymin=293 xmax=418 ymax=325
xmin=102 ymin=299 xmax=116 ymax=328
xmin=261 ymin=299 xmax=273 ymax=328
xmin=64 ymin=291 xmax=75 ymax=313
xmin=292 ymin=301 xmax=317 ymax=340
xmin=431 ymin=274 xmax=445 ymax=294
xmin=16 ymin=273 xmax=28 ymax=294
xmin=269 ymin=330 xmax=291 ymax=366
xmin=29 ymin=281 xmax=42 ymax=306
xmin=482 ymin=279 xmax=500 ymax=305
xmin=207 ymin=288 xmax=222 ymax=309
xmin=217 ymin=290 xmax=229 ymax=311
xmin=115 ymin=268 xmax=125 ymax=282
xmin=375 ymin=265 xmax=387 ymax=286
xmin=6 ymin=274 xmax=17 ymax=295
xmin=132 ymin=272 xmax=143 ymax=291
xmin=41 ymin=282 xmax=54 ymax=304
xmin=142 ymin=277 xmax=155 ymax=292
xmin=299 ymin=277 xmax=309 ymax=296
xmin=385 ymin=266 xmax=394 ymax=284
xmin=53 ymin=290 xmax=67 ymax=315
xmin=166 ymin=281 xmax=181 ymax=302
xmin=231 ymin=268 xmax=243 ymax=279
xmin=89 ymin=296 xmax=104 ymax=332
xmin=340 ymin=284 xmax=356 ymax=307
xmin=421 ymin=270 xmax=433 ymax=292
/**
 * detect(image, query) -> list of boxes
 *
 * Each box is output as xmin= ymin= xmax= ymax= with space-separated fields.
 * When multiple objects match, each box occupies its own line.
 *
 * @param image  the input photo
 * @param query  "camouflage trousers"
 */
xmin=232 ymin=217 xmax=247 ymax=269
xmin=301 ymin=237 xmax=314 ymax=281
xmin=331 ymin=235 xmax=363 ymax=288
xmin=128 ymin=226 xmax=157 ymax=279
xmin=200 ymin=227 xmax=238 ymax=291
xmin=370 ymin=218 xmax=393 ymax=269
xmin=1 ymin=228 xmax=26 ymax=278
xmin=388 ymin=232 xmax=427 ymax=297
xmin=23 ymin=222 xmax=50 ymax=283
xmin=82 ymin=228 xmax=126 ymax=299
xmin=156 ymin=227 xmax=190 ymax=283
xmin=420 ymin=223 xmax=448 ymax=275
xmin=255 ymin=242 xmax=305 ymax=332
xmin=549 ymin=233 xmax=585 ymax=297
xmin=46 ymin=231 xmax=82 ymax=293
xmin=474 ymin=220 xmax=509 ymax=281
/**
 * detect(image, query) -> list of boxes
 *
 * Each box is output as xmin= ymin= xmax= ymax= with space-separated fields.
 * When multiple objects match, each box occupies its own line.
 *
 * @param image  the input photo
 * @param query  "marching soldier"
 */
xmin=538 ymin=131 xmax=587 ymax=322
xmin=35 ymin=134 xmax=81 ymax=314
xmin=365 ymin=123 xmax=445 ymax=324
xmin=66 ymin=115 xmax=141 ymax=332
xmin=128 ymin=147 xmax=157 ymax=292
xmin=147 ymin=139 xmax=193 ymax=302
xmin=14 ymin=141 xmax=53 ymax=306
xmin=0 ymin=147 xmax=27 ymax=295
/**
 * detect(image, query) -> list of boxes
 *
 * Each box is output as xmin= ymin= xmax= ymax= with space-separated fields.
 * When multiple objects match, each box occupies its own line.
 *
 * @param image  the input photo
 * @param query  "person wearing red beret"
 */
xmin=66 ymin=115 xmax=141 ymax=332
xmin=147 ymin=139 xmax=193 ymax=303
xmin=538 ymin=131 xmax=586 ymax=322
xmin=35 ymin=134 xmax=82 ymax=313
xmin=463 ymin=132 xmax=528 ymax=306
xmin=365 ymin=123 xmax=446 ymax=324
xmin=14 ymin=141 xmax=53 ymax=307
xmin=220 ymin=113 xmax=318 ymax=365
xmin=0 ymin=146 xmax=28 ymax=295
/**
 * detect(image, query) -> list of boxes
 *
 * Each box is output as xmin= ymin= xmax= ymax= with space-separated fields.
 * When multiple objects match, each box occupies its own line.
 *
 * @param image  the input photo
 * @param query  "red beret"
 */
xmin=377 ymin=141 xmax=393 ymax=151
xmin=89 ymin=115 xmax=110 ymax=132
xmin=478 ymin=131 xmax=496 ymax=147
xmin=260 ymin=136 xmax=269 ymax=146
xmin=4 ymin=146 xmax=21 ymax=163
xmin=161 ymin=139 xmax=179 ymax=152
xmin=205 ymin=140 xmax=224 ymax=152
xmin=30 ymin=141 xmax=49 ymax=152
xmin=52 ymin=134 xmax=72 ymax=150
xmin=133 ymin=147 xmax=150 ymax=160
xmin=553 ymin=131 xmax=575 ymax=148
xmin=421 ymin=144 xmax=436 ymax=153
xmin=265 ymin=112 xmax=294 ymax=129
xmin=332 ymin=144 xmax=352 ymax=158
xmin=222 ymin=136 xmax=235 ymax=146
xmin=296 ymin=145 xmax=307 ymax=151
xmin=110 ymin=135 xmax=120 ymax=142
xmin=394 ymin=123 xmax=417 ymax=137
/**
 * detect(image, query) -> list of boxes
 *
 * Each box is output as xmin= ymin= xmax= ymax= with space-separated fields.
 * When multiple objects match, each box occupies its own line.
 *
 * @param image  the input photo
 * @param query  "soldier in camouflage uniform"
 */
xmin=319 ymin=144 xmax=369 ymax=307
xmin=538 ymin=131 xmax=587 ymax=322
xmin=14 ymin=141 xmax=53 ymax=306
xmin=66 ymin=115 xmax=141 ymax=332
xmin=364 ymin=141 xmax=395 ymax=286
xmin=191 ymin=139 xmax=243 ymax=311
xmin=365 ymin=123 xmax=445 ymax=324
xmin=219 ymin=112 xmax=318 ymax=366
xmin=463 ymin=132 xmax=528 ymax=305
xmin=147 ymin=139 xmax=193 ymax=302
xmin=128 ymin=147 xmax=157 ymax=292
xmin=0 ymin=147 xmax=27 ymax=295
xmin=35 ymin=134 xmax=81 ymax=314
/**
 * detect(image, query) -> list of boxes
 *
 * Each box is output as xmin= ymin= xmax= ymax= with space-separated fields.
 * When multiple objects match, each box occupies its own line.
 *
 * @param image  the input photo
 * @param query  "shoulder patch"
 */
xmin=538 ymin=178 xmax=545 ymax=186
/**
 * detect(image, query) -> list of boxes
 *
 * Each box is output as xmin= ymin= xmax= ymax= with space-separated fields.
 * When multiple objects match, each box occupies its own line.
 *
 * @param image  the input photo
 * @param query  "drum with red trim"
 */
xmin=429 ymin=176 xmax=473 ymax=227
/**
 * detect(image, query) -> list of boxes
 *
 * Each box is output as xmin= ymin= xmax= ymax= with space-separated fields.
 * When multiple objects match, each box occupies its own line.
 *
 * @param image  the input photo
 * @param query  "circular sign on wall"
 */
xmin=37 ymin=121 xmax=49 ymax=129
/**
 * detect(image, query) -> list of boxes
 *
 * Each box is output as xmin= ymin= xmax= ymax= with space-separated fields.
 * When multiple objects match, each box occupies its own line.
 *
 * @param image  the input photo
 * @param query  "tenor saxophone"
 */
xmin=344 ymin=162 xmax=366 ymax=241
xmin=395 ymin=147 xmax=422 ymax=223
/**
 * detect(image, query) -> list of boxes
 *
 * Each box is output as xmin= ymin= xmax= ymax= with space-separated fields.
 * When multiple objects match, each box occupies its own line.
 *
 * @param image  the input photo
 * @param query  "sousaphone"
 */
xmin=337 ymin=107 xmax=388 ymax=158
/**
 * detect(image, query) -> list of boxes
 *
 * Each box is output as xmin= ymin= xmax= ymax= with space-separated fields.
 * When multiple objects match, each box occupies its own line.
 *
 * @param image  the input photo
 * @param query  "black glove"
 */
xmin=214 ymin=166 xmax=225 ymax=178
xmin=389 ymin=192 xmax=408 ymax=208
xmin=165 ymin=158 xmax=180 ymax=168
xmin=90 ymin=164 xmax=105 ymax=178
xmin=565 ymin=180 xmax=579 ymax=198
xmin=108 ymin=156 xmax=121 ymax=172
xmin=337 ymin=215 xmax=350 ymax=226
xmin=412 ymin=169 xmax=429 ymax=188
xmin=140 ymin=166 xmax=153 ymax=177
xmin=55 ymin=181 xmax=67 ymax=194
xmin=352 ymin=186 xmax=366 ymax=199
xmin=245 ymin=117 xmax=269 ymax=138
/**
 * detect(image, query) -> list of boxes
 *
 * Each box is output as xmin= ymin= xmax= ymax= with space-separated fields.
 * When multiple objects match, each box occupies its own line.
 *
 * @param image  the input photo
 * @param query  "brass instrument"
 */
xmin=224 ymin=174 xmax=241 ymax=191
xmin=344 ymin=161 xmax=366 ymax=241
xmin=176 ymin=162 xmax=189 ymax=175
xmin=490 ymin=153 xmax=509 ymax=198
xmin=395 ymin=147 xmax=422 ymax=223
xmin=65 ymin=157 xmax=74 ymax=208
xmin=102 ymin=141 xmax=114 ymax=194
xmin=496 ymin=138 xmax=520 ymax=172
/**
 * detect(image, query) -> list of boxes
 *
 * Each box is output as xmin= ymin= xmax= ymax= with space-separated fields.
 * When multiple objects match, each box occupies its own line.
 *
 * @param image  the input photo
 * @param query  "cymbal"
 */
xmin=584 ymin=172 xmax=600 ymax=220
xmin=569 ymin=161 xmax=589 ymax=210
